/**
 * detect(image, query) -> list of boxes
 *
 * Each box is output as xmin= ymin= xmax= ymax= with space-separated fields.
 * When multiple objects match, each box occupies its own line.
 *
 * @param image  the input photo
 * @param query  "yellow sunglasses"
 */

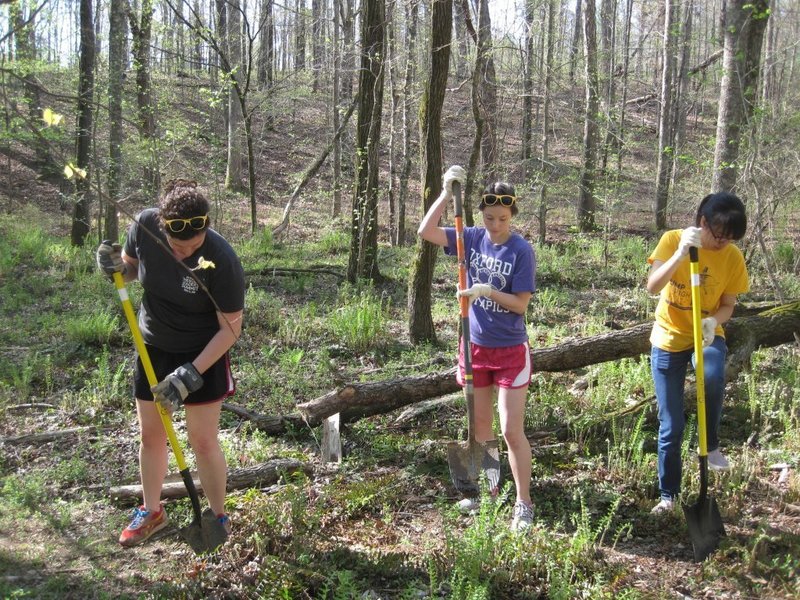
xmin=481 ymin=194 xmax=517 ymax=207
xmin=163 ymin=214 xmax=209 ymax=234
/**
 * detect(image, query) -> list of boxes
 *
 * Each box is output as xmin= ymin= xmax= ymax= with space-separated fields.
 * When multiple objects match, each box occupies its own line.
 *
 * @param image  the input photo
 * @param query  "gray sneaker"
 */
xmin=510 ymin=501 xmax=534 ymax=532
xmin=707 ymin=449 xmax=731 ymax=471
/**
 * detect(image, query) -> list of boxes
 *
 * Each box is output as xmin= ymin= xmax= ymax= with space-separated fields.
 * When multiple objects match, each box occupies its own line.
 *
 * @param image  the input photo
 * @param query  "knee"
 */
xmin=501 ymin=424 xmax=528 ymax=450
xmin=139 ymin=424 xmax=166 ymax=449
xmin=188 ymin=432 xmax=221 ymax=458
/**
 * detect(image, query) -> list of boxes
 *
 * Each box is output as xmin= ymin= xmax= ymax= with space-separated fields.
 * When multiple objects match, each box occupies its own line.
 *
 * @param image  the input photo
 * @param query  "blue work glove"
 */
xmin=96 ymin=240 xmax=127 ymax=280
xmin=151 ymin=363 xmax=203 ymax=413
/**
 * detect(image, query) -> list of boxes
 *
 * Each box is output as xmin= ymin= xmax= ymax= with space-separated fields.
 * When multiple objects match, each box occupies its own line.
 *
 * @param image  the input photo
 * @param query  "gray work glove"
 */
xmin=151 ymin=363 xmax=203 ymax=413
xmin=96 ymin=240 xmax=127 ymax=280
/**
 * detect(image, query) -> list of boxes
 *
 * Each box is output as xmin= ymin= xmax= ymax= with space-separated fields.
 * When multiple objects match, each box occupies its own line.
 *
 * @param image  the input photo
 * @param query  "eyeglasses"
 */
xmin=705 ymin=225 xmax=733 ymax=243
xmin=163 ymin=214 xmax=209 ymax=234
xmin=481 ymin=194 xmax=517 ymax=207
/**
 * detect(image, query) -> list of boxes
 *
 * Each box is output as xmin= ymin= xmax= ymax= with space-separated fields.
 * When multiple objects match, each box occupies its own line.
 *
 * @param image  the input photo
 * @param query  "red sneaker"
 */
xmin=119 ymin=505 xmax=168 ymax=547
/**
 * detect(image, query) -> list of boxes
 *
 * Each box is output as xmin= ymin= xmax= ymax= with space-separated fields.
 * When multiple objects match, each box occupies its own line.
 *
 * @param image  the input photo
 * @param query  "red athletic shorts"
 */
xmin=457 ymin=341 xmax=531 ymax=389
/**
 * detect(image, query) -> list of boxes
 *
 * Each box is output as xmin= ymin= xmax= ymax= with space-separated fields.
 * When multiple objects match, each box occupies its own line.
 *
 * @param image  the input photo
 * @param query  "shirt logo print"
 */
xmin=181 ymin=275 xmax=199 ymax=294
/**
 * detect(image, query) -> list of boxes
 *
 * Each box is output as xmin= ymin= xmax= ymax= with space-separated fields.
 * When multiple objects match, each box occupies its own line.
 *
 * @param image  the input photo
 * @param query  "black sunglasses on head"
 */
xmin=163 ymin=214 xmax=209 ymax=234
xmin=481 ymin=194 xmax=517 ymax=207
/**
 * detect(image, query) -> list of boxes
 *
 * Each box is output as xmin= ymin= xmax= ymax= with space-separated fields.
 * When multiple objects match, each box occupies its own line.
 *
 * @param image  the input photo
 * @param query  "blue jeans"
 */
xmin=651 ymin=336 xmax=727 ymax=500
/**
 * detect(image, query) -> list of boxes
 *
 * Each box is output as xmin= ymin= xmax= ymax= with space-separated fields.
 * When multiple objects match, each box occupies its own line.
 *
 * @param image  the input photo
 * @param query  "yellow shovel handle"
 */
xmin=112 ymin=272 xmax=189 ymax=471
xmin=689 ymin=247 xmax=708 ymax=457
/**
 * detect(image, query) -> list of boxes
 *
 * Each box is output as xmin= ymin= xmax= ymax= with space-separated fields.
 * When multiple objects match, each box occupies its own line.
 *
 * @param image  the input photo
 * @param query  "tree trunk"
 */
xmin=225 ymin=0 xmax=246 ymax=192
xmin=407 ymin=0 xmax=452 ymax=344
xmin=70 ymin=0 xmax=95 ymax=247
xmin=387 ymin=0 xmax=399 ymax=245
xmin=105 ymin=0 xmax=126 ymax=242
xmin=476 ymin=0 xmax=497 ymax=180
xmin=127 ymin=0 xmax=160 ymax=202
xmin=521 ymin=0 xmax=535 ymax=177
xmin=711 ymin=0 xmax=770 ymax=193
xmin=599 ymin=0 xmax=617 ymax=171
xmin=298 ymin=301 xmax=800 ymax=423
xmin=332 ymin=0 xmax=343 ymax=217
xmin=538 ymin=0 xmax=556 ymax=245
xmin=295 ymin=0 xmax=306 ymax=71
xmin=653 ymin=0 xmax=678 ymax=230
xmin=669 ymin=0 xmax=693 ymax=194
xmin=312 ymin=0 xmax=323 ymax=91
xmin=346 ymin=0 xmax=385 ymax=283
xmin=569 ymin=0 xmax=583 ymax=84
xmin=616 ymin=0 xmax=633 ymax=174
xmin=396 ymin=0 xmax=419 ymax=246
xmin=577 ymin=0 xmax=599 ymax=232
xmin=257 ymin=0 xmax=275 ymax=88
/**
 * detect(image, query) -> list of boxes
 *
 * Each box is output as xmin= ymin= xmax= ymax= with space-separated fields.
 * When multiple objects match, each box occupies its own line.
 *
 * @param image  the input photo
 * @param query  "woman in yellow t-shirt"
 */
xmin=646 ymin=192 xmax=749 ymax=515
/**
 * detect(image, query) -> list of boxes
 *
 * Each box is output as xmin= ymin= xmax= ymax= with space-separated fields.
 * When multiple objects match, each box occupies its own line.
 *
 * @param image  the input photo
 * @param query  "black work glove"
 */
xmin=151 ymin=363 xmax=204 ymax=413
xmin=96 ymin=240 xmax=127 ymax=280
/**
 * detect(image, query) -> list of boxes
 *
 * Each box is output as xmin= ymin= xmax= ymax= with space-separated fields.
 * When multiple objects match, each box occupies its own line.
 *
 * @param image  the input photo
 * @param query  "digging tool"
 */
xmin=682 ymin=247 xmax=725 ymax=562
xmin=446 ymin=181 xmax=501 ymax=496
xmin=112 ymin=272 xmax=229 ymax=554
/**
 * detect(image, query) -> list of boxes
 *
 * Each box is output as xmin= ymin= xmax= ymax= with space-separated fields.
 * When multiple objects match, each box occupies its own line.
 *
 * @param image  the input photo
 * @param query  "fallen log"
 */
xmin=297 ymin=301 xmax=800 ymax=424
xmin=1 ymin=426 xmax=108 ymax=445
xmin=108 ymin=458 xmax=310 ymax=501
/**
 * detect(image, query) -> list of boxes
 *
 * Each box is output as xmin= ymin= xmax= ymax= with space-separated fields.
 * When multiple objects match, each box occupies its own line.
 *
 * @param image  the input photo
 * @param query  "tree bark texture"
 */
xmin=106 ymin=0 xmax=126 ymax=242
xmin=711 ymin=0 xmax=770 ymax=193
xmin=577 ymin=0 xmax=599 ymax=232
xmin=406 ymin=0 xmax=451 ymax=344
xmin=476 ymin=0 xmax=498 ymax=180
xmin=70 ymin=0 xmax=95 ymax=247
xmin=654 ymin=0 xmax=679 ymax=230
xmin=347 ymin=0 xmax=385 ymax=282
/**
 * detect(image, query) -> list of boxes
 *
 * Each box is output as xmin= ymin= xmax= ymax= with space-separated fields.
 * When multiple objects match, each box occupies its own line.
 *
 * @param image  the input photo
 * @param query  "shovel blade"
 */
xmin=682 ymin=496 xmax=725 ymax=562
xmin=180 ymin=508 xmax=229 ymax=554
xmin=447 ymin=440 xmax=501 ymax=495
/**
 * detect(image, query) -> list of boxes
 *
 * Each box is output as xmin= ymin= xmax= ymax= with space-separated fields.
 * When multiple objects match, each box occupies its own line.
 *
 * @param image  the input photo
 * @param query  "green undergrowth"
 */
xmin=1 ymin=205 xmax=799 ymax=599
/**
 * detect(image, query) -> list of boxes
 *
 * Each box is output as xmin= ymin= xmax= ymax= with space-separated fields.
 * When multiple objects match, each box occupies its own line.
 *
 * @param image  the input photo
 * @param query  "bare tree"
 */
xmin=106 ymin=0 xmax=127 ymax=241
xmin=407 ymin=0 xmax=452 ymax=344
xmin=70 ymin=0 xmax=96 ymax=247
xmin=347 ymin=0 xmax=386 ymax=282
xmin=396 ymin=0 xmax=419 ymax=245
xmin=712 ymin=0 xmax=770 ymax=193
xmin=127 ymin=0 xmax=160 ymax=201
xmin=224 ymin=0 xmax=246 ymax=192
xmin=569 ymin=0 xmax=583 ymax=84
xmin=476 ymin=0 xmax=498 ymax=180
xmin=538 ymin=0 xmax=556 ymax=245
xmin=577 ymin=0 xmax=599 ymax=232
xmin=654 ymin=0 xmax=679 ymax=229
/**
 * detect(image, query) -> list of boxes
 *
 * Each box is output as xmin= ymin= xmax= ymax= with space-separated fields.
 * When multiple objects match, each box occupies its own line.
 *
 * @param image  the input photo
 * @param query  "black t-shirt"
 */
xmin=123 ymin=208 xmax=245 ymax=353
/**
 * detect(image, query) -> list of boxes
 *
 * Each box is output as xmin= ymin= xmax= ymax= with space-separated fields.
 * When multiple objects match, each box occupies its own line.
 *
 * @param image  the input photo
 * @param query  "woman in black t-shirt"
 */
xmin=97 ymin=179 xmax=245 ymax=547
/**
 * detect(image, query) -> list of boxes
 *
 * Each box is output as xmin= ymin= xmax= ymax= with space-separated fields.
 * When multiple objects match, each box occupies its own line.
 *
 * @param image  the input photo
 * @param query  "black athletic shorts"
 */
xmin=133 ymin=344 xmax=235 ymax=404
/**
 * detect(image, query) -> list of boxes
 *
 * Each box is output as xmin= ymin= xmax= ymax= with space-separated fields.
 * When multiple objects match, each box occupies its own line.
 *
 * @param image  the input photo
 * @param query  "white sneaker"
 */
xmin=457 ymin=498 xmax=480 ymax=514
xmin=510 ymin=501 xmax=534 ymax=532
xmin=651 ymin=498 xmax=674 ymax=515
xmin=707 ymin=449 xmax=731 ymax=471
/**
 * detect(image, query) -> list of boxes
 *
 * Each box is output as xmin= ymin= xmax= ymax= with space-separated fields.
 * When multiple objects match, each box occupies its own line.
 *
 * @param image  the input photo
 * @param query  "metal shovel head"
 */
xmin=447 ymin=439 xmax=501 ymax=496
xmin=180 ymin=508 xmax=229 ymax=554
xmin=682 ymin=495 xmax=725 ymax=562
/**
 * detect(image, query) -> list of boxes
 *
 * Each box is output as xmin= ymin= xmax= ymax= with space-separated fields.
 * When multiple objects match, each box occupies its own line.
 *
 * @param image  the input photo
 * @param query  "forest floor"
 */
xmin=1 ymin=83 xmax=799 ymax=599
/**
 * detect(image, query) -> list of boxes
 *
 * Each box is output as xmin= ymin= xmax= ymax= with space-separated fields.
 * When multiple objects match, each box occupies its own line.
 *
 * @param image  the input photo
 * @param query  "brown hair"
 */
xmin=158 ymin=179 xmax=210 ymax=239
xmin=479 ymin=181 xmax=519 ymax=216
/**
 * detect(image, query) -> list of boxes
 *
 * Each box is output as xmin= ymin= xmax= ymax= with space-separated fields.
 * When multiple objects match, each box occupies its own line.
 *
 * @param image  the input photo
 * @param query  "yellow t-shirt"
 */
xmin=648 ymin=229 xmax=750 ymax=352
